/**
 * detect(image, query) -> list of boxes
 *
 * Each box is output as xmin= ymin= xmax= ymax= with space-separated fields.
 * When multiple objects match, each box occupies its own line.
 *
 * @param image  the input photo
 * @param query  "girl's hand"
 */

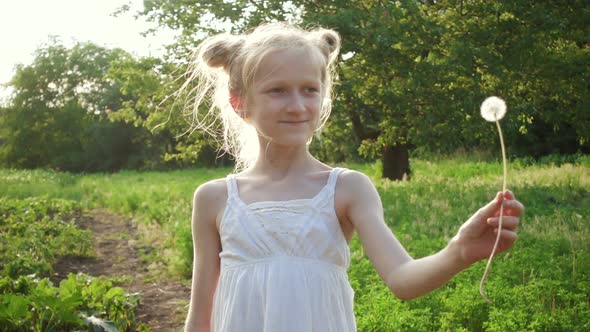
xmin=453 ymin=190 xmax=524 ymax=266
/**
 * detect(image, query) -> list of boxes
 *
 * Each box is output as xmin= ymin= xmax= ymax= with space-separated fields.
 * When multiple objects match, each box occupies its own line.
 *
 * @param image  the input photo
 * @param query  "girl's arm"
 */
xmin=185 ymin=181 xmax=224 ymax=331
xmin=338 ymin=171 xmax=523 ymax=300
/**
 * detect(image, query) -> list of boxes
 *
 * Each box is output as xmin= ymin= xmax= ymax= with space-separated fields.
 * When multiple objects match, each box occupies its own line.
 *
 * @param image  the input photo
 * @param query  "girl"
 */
xmin=183 ymin=23 xmax=524 ymax=332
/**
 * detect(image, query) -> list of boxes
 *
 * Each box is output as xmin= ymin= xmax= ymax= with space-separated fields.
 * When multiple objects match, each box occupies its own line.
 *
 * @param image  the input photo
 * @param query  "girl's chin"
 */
xmin=261 ymin=135 xmax=313 ymax=147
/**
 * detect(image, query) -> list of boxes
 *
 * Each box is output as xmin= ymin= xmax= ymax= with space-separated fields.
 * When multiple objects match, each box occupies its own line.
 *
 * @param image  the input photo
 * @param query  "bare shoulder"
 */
xmin=193 ymin=178 xmax=227 ymax=203
xmin=193 ymin=178 xmax=228 ymax=228
xmin=335 ymin=169 xmax=381 ymax=228
xmin=337 ymin=169 xmax=377 ymax=201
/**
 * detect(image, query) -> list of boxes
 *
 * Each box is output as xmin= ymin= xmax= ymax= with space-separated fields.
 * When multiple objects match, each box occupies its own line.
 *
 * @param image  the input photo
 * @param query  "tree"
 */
xmin=106 ymin=54 xmax=231 ymax=168
xmin=0 ymin=40 xmax=146 ymax=171
xmin=421 ymin=0 xmax=590 ymax=157
xmin=136 ymin=0 xmax=590 ymax=178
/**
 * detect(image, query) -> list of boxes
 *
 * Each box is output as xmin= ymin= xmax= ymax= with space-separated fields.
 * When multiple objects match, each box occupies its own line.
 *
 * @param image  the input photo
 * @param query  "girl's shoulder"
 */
xmin=192 ymin=177 xmax=229 ymax=222
xmin=337 ymin=169 xmax=375 ymax=190
xmin=334 ymin=169 xmax=380 ymax=234
xmin=193 ymin=177 xmax=228 ymax=204
xmin=336 ymin=169 xmax=378 ymax=203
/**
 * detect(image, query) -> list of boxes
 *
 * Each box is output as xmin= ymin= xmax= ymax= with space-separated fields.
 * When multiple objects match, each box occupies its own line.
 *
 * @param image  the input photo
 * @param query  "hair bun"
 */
xmin=324 ymin=32 xmax=337 ymax=47
xmin=312 ymin=29 xmax=341 ymax=61
xmin=200 ymin=34 xmax=245 ymax=70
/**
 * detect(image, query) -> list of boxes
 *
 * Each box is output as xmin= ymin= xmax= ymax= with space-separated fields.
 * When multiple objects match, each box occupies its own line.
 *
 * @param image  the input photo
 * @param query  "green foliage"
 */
xmin=0 ymin=167 xmax=229 ymax=278
xmin=0 ymin=39 xmax=187 ymax=172
xmin=0 ymin=40 xmax=141 ymax=172
xmin=0 ymin=38 xmax=231 ymax=171
xmin=0 ymin=274 xmax=142 ymax=332
xmin=135 ymin=0 xmax=590 ymax=170
xmin=0 ymin=197 xmax=92 ymax=278
xmin=2 ymin=1 xmax=586 ymax=173
xmin=363 ymin=159 xmax=590 ymax=331
xmin=2 ymin=159 xmax=589 ymax=330
xmin=104 ymin=53 xmax=223 ymax=169
xmin=0 ymin=196 xmax=147 ymax=331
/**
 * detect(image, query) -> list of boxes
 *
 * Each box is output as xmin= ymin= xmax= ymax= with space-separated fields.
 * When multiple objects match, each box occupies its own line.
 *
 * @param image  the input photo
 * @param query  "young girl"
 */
xmin=183 ymin=23 xmax=524 ymax=332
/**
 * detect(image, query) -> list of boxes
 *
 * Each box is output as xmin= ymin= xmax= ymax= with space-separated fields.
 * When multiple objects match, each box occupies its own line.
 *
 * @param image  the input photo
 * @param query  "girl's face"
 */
xmin=244 ymin=48 xmax=324 ymax=147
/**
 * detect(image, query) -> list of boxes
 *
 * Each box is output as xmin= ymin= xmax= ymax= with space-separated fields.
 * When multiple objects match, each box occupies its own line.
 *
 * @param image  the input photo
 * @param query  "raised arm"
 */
xmin=184 ymin=181 xmax=225 ymax=331
xmin=339 ymin=171 xmax=522 ymax=300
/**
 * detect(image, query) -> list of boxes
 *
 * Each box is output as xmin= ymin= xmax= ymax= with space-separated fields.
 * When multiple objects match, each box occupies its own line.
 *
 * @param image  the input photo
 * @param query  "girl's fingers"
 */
xmin=493 ymin=228 xmax=518 ymax=244
xmin=487 ymin=216 xmax=520 ymax=230
xmin=475 ymin=192 xmax=503 ymax=220
xmin=503 ymin=190 xmax=515 ymax=200
xmin=495 ymin=199 xmax=525 ymax=217
xmin=477 ymin=191 xmax=524 ymax=218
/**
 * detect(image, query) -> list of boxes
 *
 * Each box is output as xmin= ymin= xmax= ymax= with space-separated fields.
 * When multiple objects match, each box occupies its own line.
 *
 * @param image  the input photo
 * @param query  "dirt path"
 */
xmin=53 ymin=210 xmax=190 ymax=332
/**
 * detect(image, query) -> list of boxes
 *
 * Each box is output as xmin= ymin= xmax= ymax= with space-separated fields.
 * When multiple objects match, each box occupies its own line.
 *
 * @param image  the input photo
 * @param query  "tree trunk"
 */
xmin=381 ymin=144 xmax=410 ymax=181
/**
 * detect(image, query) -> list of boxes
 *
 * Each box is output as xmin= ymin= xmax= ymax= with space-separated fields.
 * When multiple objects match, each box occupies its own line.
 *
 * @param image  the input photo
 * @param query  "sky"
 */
xmin=0 ymin=0 xmax=176 ymax=99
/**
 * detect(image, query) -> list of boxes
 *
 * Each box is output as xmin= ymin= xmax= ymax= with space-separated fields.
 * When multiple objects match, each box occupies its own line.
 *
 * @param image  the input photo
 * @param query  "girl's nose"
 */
xmin=287 ymin=93 xmax=306 ymax=112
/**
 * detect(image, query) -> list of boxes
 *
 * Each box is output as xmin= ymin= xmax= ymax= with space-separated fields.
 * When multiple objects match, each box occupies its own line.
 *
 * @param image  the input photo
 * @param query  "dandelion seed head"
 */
xmin=481 ymin=96 xmax=507 ymax=122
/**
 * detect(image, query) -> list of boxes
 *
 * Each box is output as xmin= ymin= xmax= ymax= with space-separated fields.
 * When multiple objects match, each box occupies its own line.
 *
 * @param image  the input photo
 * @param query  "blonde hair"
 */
xmin=179 ymin=22 xmax=341 ymax=170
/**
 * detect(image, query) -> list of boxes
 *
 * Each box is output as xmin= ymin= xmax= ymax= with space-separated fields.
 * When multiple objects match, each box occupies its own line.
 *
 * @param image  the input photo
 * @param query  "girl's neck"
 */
xmin=250 ymin=142 xmax=319 ymax=179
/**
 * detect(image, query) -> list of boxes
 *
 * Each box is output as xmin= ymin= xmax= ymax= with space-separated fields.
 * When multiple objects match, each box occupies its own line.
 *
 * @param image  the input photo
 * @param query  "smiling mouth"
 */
xmin=280 ymin=120 xmax=308 ymax=124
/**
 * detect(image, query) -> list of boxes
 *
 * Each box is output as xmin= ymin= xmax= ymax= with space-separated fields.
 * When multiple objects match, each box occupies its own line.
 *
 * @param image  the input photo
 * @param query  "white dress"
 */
xmin=211 ymin=167 xmax=356 ymax=332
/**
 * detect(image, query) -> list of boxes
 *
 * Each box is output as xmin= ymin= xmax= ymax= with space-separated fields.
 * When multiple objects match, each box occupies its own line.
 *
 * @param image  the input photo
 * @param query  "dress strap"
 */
xmin=309 ymin=167 xmax=346 ymax=207
xmin=326 ymin=167 xmax=347 ymax=194
xmin=226 ymin=174 xmax=239 ymax=202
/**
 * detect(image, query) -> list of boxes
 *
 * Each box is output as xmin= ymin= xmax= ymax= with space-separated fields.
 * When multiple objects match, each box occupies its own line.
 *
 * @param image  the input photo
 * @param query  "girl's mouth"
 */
xmin=280 ymin=120 xmax=308 ymax=124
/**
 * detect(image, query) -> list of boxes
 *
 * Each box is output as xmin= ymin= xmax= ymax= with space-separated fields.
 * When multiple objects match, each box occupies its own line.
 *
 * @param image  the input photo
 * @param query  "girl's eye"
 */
xmin=306 ymin=87 xmax=319 ymax=93
xmin=268 ymin=88 xmax=285 ymax=94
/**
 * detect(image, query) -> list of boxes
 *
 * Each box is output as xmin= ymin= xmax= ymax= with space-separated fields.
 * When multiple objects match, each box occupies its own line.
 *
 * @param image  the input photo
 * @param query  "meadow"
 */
xmin=1 ymin=156 xmax=589 ymax=331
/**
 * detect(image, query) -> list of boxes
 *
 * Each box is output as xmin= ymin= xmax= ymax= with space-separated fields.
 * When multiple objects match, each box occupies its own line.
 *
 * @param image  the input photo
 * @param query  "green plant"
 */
xmin=0 ymin=274 xmax=144 ymax=332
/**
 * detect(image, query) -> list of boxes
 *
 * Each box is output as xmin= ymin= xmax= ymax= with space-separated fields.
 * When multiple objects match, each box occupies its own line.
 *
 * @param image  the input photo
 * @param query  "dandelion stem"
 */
xmin=479 ymin=119 xmax=507 ymax=304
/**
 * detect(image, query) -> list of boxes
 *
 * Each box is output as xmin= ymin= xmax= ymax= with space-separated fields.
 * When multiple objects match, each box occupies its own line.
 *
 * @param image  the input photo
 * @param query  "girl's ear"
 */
xmin=230 ymin=94 xmax=249 ymax=119
xmin=229 ymin=94 xmax=243 ymax=111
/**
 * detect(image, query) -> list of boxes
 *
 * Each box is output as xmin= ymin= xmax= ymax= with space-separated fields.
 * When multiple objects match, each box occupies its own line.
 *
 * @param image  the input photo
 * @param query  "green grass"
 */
xmin=1 ymin=157 xmax=589 ymax=331
xmin=1 ymin=167 xmax=228 ymax=277
xmin=351 ymin=159 xmax=590 ymax=331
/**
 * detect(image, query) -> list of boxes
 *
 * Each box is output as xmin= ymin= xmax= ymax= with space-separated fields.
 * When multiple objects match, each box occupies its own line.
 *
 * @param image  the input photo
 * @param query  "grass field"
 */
xmin=2 ymin=156 xmax=589 ymax=331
